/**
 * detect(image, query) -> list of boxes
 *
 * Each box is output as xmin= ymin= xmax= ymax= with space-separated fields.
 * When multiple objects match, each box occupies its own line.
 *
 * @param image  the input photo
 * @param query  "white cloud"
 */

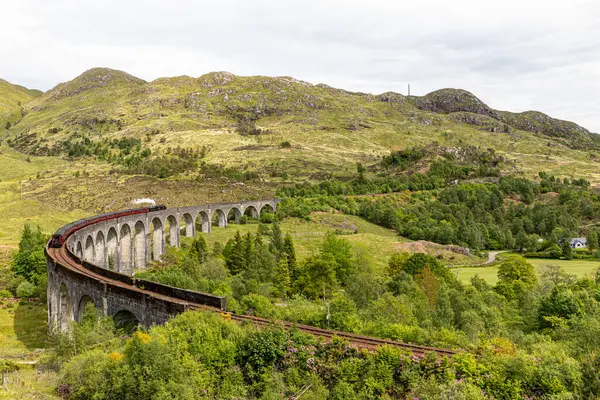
xmin=1 ymin=0 xmax=599 ymax=131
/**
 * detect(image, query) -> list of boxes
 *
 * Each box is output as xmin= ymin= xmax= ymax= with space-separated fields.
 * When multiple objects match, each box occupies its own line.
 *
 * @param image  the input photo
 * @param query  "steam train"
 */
xmin=48 ymin=205 xmax=167 ymax=248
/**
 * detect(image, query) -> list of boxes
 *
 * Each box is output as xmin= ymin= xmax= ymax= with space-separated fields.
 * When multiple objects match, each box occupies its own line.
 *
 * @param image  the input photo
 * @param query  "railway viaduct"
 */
xmin=46 ymin=199 xmax=279 ymax=332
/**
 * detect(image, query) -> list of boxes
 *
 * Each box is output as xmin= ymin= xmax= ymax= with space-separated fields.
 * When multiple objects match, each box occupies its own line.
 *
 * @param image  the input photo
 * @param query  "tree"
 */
xmin=497 ymin=255 xmax=537 ymax=287
xmin=539 ymin=264 xmax=576 ymax=287
xmin=416 ymin=266 xmax=439 ymax=308
xmin=16 ymin=281 xmax=36 ymax=298
xmin=356 ymin=162 xmax=366 ymax=181
xmin=295 ymin=254 xmax=337 ymax=299
xmin=320 ymin=231 xmax=355 ymax=284
xmin=12 ymin=224 xmax=47 ymax=284
xmin=515 ymin=230 xmax=528 ymax=253
xmin=579 ymin=353 xmax=600 ymax=398
xmin=275 ymin=253 xmax=291 ymax=296
xmin=587 ymin=229 xmax=599 ymax=253
xmin=388 ymin=253 xmax=411 ymax=277
xmin=245 ymin=235 xmax=276 ymax=283
xmin=282 ymin=234 xmax=297 ymax=278
xmin=345 ymin=251 xmax=383 ymax=308
xmin=212 ymin=241 xmax=224 ymax=257
xmin=496 ymin=255 xmax=537 ymax=299
xmin=224 ymin=231 xmax=246 ymax=274
xmin=243 ymin=233 xmax=254 ymax=261
xmin=269 ymin=223 xmax=284 ymax=256
xmin=550 ymin=227 xmax=569 ymax=246
xmin=561 ymin=240 xmax=573 ymax=260
xmin=548 ymin=244 xmax=562 ymax=258
xmin=189 ymin=235 xmax=208 ymax=264
xmin=538 ymin=287 xmax=583 ymax=328
xmin=328 ymin=293 xmax=359 ymax=332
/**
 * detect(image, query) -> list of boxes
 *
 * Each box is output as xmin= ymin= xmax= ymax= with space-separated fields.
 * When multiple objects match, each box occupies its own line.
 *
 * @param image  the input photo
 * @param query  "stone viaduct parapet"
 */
xmin=67 ymin=199 xmax=278 ymax=274
xmin=46 ymin=199 xmax=279 ymax=332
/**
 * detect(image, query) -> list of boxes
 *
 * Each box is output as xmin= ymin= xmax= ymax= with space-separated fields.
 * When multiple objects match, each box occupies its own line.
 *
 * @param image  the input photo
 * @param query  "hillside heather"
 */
xmin=3 ymin=67 xmax=600 ymax=183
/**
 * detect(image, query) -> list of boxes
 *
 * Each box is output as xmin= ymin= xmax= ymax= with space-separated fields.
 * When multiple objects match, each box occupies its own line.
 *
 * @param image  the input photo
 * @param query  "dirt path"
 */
xmin=482 ymin=250 xmax=505 ymax=265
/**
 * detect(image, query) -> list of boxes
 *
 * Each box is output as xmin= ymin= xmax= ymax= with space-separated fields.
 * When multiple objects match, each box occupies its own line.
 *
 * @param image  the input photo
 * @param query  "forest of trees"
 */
xmin=276 ymin=147 xmax=599 ymax=258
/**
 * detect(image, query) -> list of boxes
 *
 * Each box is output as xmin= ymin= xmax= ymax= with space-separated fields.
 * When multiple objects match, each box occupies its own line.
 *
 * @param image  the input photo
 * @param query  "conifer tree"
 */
xmin=269 ymin=223 xmax=285 ymax=256
xmin=275 ymin=253 xmax=291 ymax=296
xmin=283 ymin=234 xmax=297 ymax=277
xmin=189 ymin=235 xmax=208 ymax=264
xmin=247 ymin=233 xmax=276 ymax=282
xmin=225 ymin=231 xmax=247 ymax=274
xmin=243 ymin=232 xmax=254 ymax=261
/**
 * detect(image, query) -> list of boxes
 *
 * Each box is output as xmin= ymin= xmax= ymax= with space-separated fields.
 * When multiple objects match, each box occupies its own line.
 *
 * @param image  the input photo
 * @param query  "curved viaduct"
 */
xmin=46 ymin=199 xmax=278 ymax=332
xmin=45 ymin=198 xmax=455 ymax=356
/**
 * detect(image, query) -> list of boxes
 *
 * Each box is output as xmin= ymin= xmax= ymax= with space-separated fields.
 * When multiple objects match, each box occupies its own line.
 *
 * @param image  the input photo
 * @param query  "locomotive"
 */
xmin=48 ymin=205 xmax=166 ymax=248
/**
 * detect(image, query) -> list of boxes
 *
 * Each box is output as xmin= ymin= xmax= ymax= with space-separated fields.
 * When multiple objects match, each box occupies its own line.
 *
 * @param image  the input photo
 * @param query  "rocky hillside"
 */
xmin=414 ymin=88 xmax=599 ymax=149
xmin=2 ymin=68 xmax=599 ymax=182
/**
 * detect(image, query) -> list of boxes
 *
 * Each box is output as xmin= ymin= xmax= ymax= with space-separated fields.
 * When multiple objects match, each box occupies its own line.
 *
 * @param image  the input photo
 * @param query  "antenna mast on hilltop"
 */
xmin=408 ymin=83 xmax=411 ymax=97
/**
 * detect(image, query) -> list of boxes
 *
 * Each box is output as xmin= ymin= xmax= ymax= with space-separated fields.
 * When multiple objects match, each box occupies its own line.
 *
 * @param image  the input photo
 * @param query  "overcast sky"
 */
xmin=2 ymin=0 xmax=599 ymax=132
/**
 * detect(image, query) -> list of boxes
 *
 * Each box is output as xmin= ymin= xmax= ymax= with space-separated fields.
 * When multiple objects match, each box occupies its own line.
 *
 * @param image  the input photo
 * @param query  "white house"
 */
xmin=569 ymin=238 xmax=587 ymax=249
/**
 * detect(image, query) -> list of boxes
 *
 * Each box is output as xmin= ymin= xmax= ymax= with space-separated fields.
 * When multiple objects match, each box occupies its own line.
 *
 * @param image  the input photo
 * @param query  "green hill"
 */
xmin=0 ymin=79 xmax=42 ymax=134
xmin=2 ymin=67 xmax=600 ymax=184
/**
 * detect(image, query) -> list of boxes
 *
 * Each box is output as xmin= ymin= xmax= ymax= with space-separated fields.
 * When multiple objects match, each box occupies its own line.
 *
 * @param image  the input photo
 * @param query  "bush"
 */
xmin=236 ymin=120 xmax=264 ymax=136
xmin=0 ymin=289 xmax=12 ymax=299
xmin=260 ymin=212 xmax=275 ymax=224
xmin=16 ymin=281 xmax=36 ymax=298
xmin=0 ymin=359 xmax=21 ymax=373
xmin=240 ymin=294 xmax=276 ymax=318
xmin=12 ymin=224 xmax=47 ymax=284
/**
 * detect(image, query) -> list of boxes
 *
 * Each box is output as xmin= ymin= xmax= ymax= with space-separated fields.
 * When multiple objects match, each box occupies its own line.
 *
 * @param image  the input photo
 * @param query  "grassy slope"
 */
xmin=0 ymin=145 xmax=87 ymax=246
xmin=0 ymin=79 xmax=41 ymax=134
xmin=189 ymin=214 xmax=484 ymax=274
xmin=0 ymin=301 xmax=57 ymax=399
xmin=5 ymin=68 xmax=600 ymax=184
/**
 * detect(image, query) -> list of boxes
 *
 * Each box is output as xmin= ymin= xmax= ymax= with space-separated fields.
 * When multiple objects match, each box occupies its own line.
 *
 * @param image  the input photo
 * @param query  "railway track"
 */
xmin=49 ymin=245 xmax=455 ymax=357
xmin=223 ymin=311 xmax=455 ymax=356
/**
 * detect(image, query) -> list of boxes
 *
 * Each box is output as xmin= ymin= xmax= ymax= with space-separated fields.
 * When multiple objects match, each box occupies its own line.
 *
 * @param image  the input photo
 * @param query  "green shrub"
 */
xmin=260 ymin=212 xmax=275 ymax=224
xmin=16 ymin=281 xmax=36 ymax=298
xmin=0 ymin=289 xmax=12 ymax=299
xmin=240 ymin=294 xmax=276 ymax=318
xmin=0 ymin=359 xmax=21 ymax=373
xmin=12 ymin=223 xmax=47 ymax=284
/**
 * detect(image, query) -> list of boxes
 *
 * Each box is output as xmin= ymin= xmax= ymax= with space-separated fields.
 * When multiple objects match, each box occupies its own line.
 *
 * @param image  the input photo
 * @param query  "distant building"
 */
xmin=569 ymin=238 xmax=587 ymax=249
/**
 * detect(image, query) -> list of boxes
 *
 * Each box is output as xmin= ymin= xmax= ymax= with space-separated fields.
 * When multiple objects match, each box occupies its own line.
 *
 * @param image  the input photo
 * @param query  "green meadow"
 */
xmin=452 ymin=257 xmax=600 ymax=285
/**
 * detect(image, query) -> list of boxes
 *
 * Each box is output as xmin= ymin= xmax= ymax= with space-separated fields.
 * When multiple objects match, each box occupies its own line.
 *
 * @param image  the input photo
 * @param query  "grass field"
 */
xmin=527 ymin=258 xmax=600 ymax=278
xmin=0 ymin=301 xmax=57 ymax=399
xmin=452 ymin=257 xmax=600 ymax=285
xmin=0 ymin=301 xmax=49 ymax=357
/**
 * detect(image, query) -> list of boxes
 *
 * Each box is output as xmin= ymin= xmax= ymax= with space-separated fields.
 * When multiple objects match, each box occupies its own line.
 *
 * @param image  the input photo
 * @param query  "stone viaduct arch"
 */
xmin=48 ymin=199 xmax=279 ymax=333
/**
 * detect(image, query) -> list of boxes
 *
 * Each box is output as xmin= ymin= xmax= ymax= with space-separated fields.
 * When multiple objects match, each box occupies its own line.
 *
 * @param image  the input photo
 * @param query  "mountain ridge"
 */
xmin=2 ymin=67 xmax=600 ymax=182
xmin=7 ymin=67 xmax=598 ymax=137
